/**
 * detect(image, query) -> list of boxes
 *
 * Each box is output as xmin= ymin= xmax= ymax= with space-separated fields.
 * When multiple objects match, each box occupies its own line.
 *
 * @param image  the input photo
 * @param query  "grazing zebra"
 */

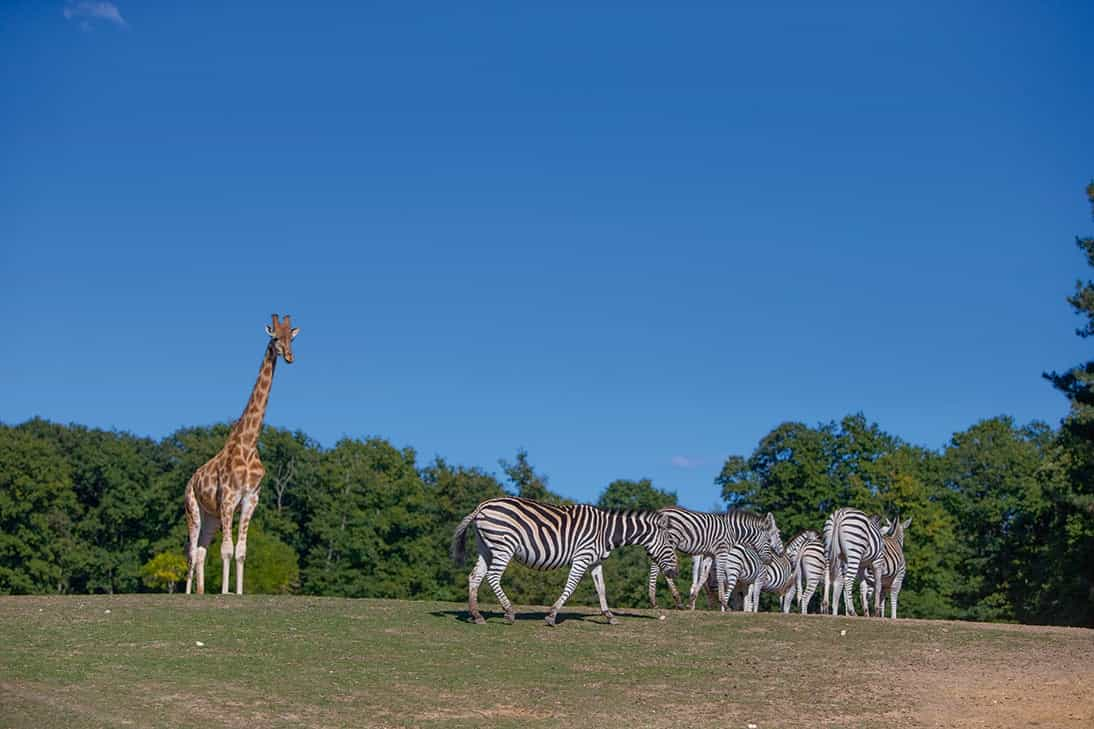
xmin=824 ymin=507 xmax=886 ymax=617
xmin=646 ymin=506 xmax=783 ymax=610
xmin=451 ymin=497 xmax=679 ymax=626
xmin=711 ymin=540 xmax=772 ymax=612
xmin=757 ymin=548 xmax=798 ymax=613
xmin=783 ymin=530 xmax=827 ymax=614
xmin=859 ymin=517 xmax=911 ymax=618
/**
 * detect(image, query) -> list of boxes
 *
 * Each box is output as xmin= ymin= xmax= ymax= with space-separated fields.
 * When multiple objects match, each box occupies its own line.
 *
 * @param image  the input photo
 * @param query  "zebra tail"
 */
xmin=825 ymin=517 xmax=840 ymax=579
xmin=450 ymin=508 xmax=480 ymax=564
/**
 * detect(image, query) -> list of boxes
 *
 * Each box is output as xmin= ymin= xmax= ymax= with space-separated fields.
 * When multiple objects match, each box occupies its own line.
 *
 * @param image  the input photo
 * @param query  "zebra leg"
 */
xmin=889 ymin=576 xmax=904 ymax=619
xmin=829 ymin=564 xmax=842 ymax=616
xmin=482 ymin=548 xmax=517 ymax=624
xmin=841 ymin=557 xmax=861 ymax=617
xmin=647 ymin=563 xmax=660 ymax=608
xmin=545 ymin=556 xmax=593 ymax=627
xmin=821 ymin=563 xmax=831 ymax=614
xmin=590 ymin=563 xmax=618 ymax=625
xmin=467 ymin=555 xmax=488 ymax=624
xmin=689 ymin=556 xmax=713 ymax=610
xmin=859 ymin=578 xmax=870 ymax=617
xmin=800 ymin=577 xmax=816 ymax=615
xmin=701 ymin=557 xmax=718 ymax=609
xmin=871 ymin=561 xmax=884 ymax=618
xmin=783 ymin=583 xmax=795 ymax=613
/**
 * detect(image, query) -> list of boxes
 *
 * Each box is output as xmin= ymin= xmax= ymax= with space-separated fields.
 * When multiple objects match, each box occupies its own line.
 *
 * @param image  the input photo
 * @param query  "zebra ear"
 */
xmin=900 ymin=517 xmax=913 ymax=530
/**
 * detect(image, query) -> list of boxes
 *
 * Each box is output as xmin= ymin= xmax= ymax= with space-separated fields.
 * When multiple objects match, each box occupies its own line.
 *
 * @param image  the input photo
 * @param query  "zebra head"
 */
xmin=784 ymin=529 xmax=820 ymax=560
xmin=764 ymin=512 xmax=784 ymax=555
xmin=871 ymin=514 xmax=891 ymax=534
xmin=646 ymin=513 xmax=679 ymax=579
xmin=891 ymin=516 xmax=912 ymax=546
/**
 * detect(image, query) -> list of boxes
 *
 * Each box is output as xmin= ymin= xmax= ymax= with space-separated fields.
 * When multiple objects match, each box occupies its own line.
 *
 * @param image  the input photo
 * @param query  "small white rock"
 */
xmin=195 ymin=641 xmax=205 ymax=647
xmin=658 ymin=615 xmax=666 ymax=621
xmin=104 ymin=609 xmax=111 ymax=614
xmin=839 ymin=629 xmax=847 ymax=636
xmin=748 ymin=724 xmax=758 ymax=729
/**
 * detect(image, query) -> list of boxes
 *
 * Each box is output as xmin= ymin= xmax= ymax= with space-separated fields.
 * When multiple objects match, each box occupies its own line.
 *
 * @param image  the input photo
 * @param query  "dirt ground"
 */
xmin=0 ymin=596 xmax=1091 ymax=729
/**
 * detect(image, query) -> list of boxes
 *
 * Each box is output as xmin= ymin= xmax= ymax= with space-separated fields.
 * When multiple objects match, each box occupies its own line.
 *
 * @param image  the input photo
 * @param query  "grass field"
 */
xmin=1 ymin=595 xmax=1091 ymax=729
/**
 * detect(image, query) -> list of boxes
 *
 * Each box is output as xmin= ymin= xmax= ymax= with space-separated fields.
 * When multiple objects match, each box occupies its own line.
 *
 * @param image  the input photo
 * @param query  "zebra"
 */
xmin=783 ymin=530 xmax=827 ymax=614
xmin=711 ymin=540 xmax=772 ymax=612
xmin=859 ymin=517 xmax=911 ymax=618
xmin=646 ymin=506 xmax=783 ymax=610
xmin=757 ymin=546 xmax=798 ymax=613
xmin=824 ymin=507 xmax=886 ymax=617
xmin=451 ymin=496 xmax=679 ymax=626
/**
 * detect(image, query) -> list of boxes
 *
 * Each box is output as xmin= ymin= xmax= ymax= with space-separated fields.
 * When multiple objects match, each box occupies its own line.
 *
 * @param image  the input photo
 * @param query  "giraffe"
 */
xmin=184 ymin=314 xmax=299 ymax=595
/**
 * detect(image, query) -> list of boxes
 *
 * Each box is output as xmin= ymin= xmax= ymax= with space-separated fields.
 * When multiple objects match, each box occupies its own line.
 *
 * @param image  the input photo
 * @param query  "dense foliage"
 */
xmin=0 ymin=412 xmax=1087 ymax=625
xmin=1 ymin=185 xmax=1089 ymax=626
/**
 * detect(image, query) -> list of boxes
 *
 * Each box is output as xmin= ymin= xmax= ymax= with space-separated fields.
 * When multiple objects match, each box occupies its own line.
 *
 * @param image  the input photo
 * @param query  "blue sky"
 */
xmin=2 ymin=2 xmax=1092 ymax=509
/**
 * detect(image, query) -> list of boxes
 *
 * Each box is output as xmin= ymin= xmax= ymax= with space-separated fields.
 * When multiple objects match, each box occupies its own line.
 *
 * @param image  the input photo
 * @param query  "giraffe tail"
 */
xmin=450 ymin=506 xmax=481 ymax=564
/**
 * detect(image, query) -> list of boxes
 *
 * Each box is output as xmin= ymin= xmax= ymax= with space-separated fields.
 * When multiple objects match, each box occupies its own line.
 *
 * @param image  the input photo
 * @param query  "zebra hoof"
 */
xmin=603 ymin=613 xmax=618 ymax=625
xmin=473 ymin=616 xmax=486 ymax=625
xmin=504 ymin=611 xmax=516 ymax=624
xmin=544 ymin=613 xmax=557 ymax=627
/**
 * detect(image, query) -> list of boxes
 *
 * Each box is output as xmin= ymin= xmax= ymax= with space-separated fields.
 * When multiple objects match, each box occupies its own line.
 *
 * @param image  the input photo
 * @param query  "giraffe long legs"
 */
xmin=189 ymin=511 xmax=220 ymax=595
xmin=185 ymin=489 xmax=200 ymax=595
xmin=234 ymin=490 xmax=261 ymax=595
xmin=218 ymin=503 xmax=238 ymax=595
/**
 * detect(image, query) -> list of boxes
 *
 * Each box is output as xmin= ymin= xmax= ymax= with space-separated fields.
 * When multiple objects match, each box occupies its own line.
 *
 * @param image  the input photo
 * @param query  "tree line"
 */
xmin=1 ymin=185 xmax=1090 ymax=626
xmin=0 ymin=408 xmax=1088 ymax=625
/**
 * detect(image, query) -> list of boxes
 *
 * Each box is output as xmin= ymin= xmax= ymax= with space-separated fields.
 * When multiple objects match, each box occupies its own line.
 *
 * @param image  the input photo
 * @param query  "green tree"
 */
xmin=598 ymin=478 xmax=677 ymax=511
xmin=0 ymin=425 xmax=79 ymax=593
xmin=1038 ymin=181 xmax=1094 ymax=626
xmin=499 ymin=449 xmax=562 ymax=503
xmin=141 ymin=552 xmax=188 ymax=593
xmin=302 ymin=437 xmax=434 ymax=597
xmin=940 ymin=417 xmax=1051 ymax=622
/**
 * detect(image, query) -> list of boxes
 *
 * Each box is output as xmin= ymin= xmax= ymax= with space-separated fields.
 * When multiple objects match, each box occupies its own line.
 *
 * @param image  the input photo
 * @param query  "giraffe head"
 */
xmin=265 ymin=314 xmax=300 ymax=364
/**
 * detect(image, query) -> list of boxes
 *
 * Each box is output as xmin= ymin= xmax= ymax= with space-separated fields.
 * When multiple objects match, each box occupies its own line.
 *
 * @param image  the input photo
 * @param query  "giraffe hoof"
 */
xmin=504 ymin=611 xmax=515 ymax=625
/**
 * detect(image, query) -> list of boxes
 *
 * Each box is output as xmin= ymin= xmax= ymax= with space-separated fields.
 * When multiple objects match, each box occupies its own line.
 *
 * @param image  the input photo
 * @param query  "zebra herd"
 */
xmin=451 ymin=497 xmax=912 ymax=625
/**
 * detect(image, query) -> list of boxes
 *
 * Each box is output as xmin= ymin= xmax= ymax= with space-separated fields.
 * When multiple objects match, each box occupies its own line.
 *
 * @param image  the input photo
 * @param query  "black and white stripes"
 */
xmin=450 ymin=496 xmax=912 ymax=624
xmin=860 ymin=517 xmax=911 ymax=618
xmin=824 ymin=508 xmax=886 ymax=616
xmin=451 ymin=497 xmax=679 ymax=626
xmin=646 ymin=506 xmax=783 ymax=609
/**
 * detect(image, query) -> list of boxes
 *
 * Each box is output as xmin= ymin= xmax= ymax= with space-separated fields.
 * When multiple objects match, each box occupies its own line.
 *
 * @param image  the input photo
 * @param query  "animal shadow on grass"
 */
xmin=430 ymin=609 xmax=658 ymax=625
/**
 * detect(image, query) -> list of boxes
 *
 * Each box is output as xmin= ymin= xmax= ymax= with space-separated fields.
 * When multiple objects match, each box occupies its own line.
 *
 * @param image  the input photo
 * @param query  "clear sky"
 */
xmin=2 ymin=2 xmax=1092 ymax=509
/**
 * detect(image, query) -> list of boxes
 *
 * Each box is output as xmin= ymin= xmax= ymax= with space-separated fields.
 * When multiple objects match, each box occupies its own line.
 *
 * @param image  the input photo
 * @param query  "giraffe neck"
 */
xmin=229 ymin=340 xmax=277 ymax=451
